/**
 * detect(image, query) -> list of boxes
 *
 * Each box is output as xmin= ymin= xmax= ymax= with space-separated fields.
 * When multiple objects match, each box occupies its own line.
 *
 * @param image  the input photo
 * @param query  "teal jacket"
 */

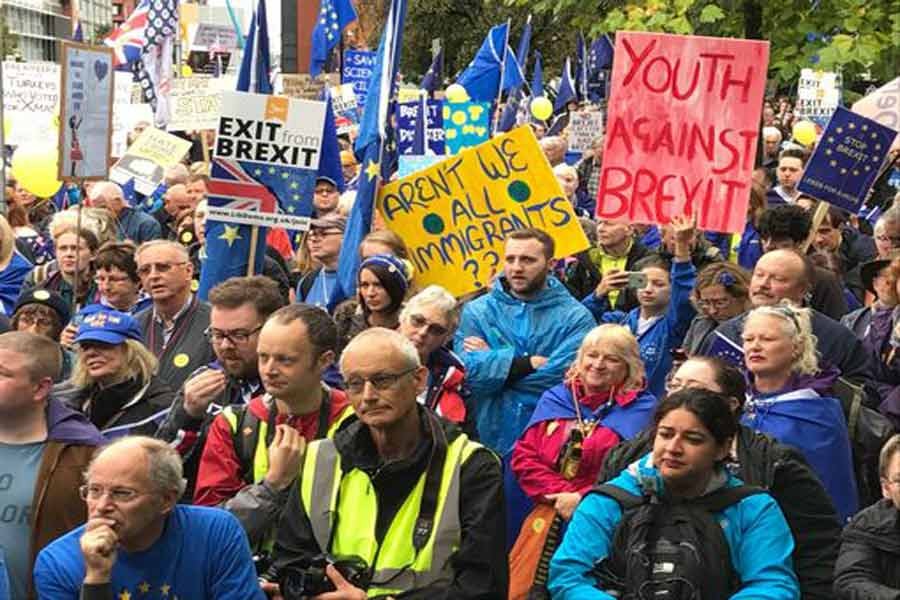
xmin=454 ymin=275 xmax=595 ymax=455
xmin=549 ymin=453 xmax=800 ymax=600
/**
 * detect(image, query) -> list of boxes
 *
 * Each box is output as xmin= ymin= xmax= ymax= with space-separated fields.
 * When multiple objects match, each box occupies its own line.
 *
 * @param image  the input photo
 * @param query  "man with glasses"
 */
xmin=156 ymin=276 xmax=284 ymax=499
xmin=873 ymin=206 xmax=900 ymax=259
xmin=0 ymin=331 xmax=103 ymax=599
xmin=265 ymin=328 xmax=506 ymax=599
xmin=135 ymin=240 xmax=213 ymax=391
xmin=312 ymin=176 xmax=341 ymax=217
xmin=194 ymin=304 xmax=352 ymax=550
xmin=295 ymin=215 xmax=346 ymax=313
xmin=34 ymin=437 xmax=264 ymax=599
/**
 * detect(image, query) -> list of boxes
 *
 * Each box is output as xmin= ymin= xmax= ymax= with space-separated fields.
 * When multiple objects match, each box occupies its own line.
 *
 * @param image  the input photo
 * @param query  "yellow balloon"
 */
xmin=11 ymin=142 xmax=62 ymax=198
xmin=530 ymin=97 xmax=553 ymax=121
xmin=792 ymin=120 xmax=817 ymax=146
xmin=181 ymin=64 xmax=193 ymax=78
xmin=445 ymin=83 xmax=469 ymax=103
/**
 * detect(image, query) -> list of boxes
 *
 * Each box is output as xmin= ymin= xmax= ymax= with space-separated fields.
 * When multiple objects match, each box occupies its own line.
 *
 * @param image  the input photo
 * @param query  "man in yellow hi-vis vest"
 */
xmin=266 ymin=328 xmax=508 ymax=599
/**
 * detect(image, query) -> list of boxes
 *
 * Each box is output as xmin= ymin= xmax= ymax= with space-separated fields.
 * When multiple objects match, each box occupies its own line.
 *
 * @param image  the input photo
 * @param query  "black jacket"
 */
xmin=834 ymin=498 xmax=900 ymax=599
xmin=811 ymin=266 xmax=850 ymax=321
xmin=271 ymin=408 xmax=508 ymax=599
xmin=598 ymin=425 xmax=841 ymax=600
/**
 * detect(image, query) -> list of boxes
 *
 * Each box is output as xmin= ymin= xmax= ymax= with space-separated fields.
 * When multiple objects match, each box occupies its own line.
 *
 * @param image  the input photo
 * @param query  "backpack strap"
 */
xmin=591 ymin=483 xmax=647 ymax=511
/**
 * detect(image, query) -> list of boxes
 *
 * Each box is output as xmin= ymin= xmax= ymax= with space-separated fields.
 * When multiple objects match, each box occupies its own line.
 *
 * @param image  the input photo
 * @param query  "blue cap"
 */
xmin=75 ymin=309 xmax=144 ymax=346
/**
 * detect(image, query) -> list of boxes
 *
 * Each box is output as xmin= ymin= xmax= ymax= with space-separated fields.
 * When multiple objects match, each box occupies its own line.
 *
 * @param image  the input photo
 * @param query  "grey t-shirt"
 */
xmin=0 ymin=441 xmax=47 ymax=600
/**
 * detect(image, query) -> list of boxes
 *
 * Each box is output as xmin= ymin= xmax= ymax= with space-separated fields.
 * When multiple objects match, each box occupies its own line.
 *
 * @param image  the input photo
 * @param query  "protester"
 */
xmin=334 ymin=253 xmax=413 ymax=355
xmin=267 ymin=328 xmax=508 ymax=599
xmin=193 ymin=304 xmax=353 ymax=547
xmin=92 ymin=241 xmax=151 ymax=314
xmin=549 ymin=388 xmax=800 ymax=598
xmin=134 ymin=240 xmax=214 ymax=391
xmin=599 ymin=356 xmax=841 ymax=600
xmin=153 ymin=184 xmax=193 ymax=240
xmin=11 ymin=288 xmax=70 ymax=342
xmin=89 ymin=181 xmax=162 ymax=244
xmin=575 ymin=134 xmax=604 ymax=214
xmin=312 ymin=175 xmax=341 ymax=217
xmin=359 ymin=228 xmax=410 ymax=260
xmin=682 ymin=262 xmax=752 ymax=354
xmin=295 ymin=215 xmax=346 ymax=313
xmin=24 ymin=225 xmax=99 ymax=310
xmin=834 ymin=434 xmax=900 ymax=598
xmin=0 ymin=217 xmax=34 ymax=318
xmin=873 ymin=207 xmax=900 ymax=259
xmin=156 ymin=275 xmax=284 ymax=498
xmin=0 ymin=331 xmax=103 ymax=600
xmin=658 ymin=219 xmax=723 ymax=271
xmin=762 ymin=125 xmax=783 ymax=169
xmin=553 ymin=163 xmax=587 ymax=217
xmin=6 ymin=198 xmax=52 ymax=266
xmin=768 ymin=147 xmax=807 ymax=205
xmin=741 ymin=303 xmax=858 ymax=521
xmin=812 ymin=205 xmax=877 ymax=303
xmin=737 ymin=184 xmax=768 ymax=270
xmin=185 ymin=173 xmax=208 ymax=206
xmin=33 ymin=437 xmax=265 ymax=599
xmin=584 ymin=214 xmax=697 ymax=398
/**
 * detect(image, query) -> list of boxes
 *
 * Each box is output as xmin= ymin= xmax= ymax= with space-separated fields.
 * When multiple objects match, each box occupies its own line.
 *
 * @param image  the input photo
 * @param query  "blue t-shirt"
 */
xmin=0 ymin=441 xmax=46 ymax=600
xmin=34 ymin=505 xmax=265 ymax=600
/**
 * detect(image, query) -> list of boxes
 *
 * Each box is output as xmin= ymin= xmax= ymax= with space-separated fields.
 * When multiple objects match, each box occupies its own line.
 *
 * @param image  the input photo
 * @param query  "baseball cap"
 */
xmin=316 ymin=176 xmax=338 ymax=188
xmin=75 ymin=309 xmax=144 ymax=345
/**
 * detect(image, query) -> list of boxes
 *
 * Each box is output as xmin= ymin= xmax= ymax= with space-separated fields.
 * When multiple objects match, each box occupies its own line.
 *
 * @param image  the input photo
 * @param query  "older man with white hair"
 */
xmin=90 ymin=181 xmax=162 ymax=243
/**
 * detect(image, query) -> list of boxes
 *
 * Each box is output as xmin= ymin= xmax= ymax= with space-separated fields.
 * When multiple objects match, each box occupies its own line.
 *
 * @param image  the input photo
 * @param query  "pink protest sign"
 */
xmin=596 ymin=32 xmax=769 ymax=233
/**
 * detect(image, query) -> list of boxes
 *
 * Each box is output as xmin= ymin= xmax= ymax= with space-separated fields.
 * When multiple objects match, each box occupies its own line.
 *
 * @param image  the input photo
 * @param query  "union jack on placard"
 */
xmin=105 ymin=0 xmax=150 ymax=67
xmin=208 ymin=159 xmax=279 ymax=214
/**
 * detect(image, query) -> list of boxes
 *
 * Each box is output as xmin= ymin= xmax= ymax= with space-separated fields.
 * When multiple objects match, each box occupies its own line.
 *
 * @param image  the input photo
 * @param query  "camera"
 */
xmin=278 ymin=554 xmax=371 ymax=599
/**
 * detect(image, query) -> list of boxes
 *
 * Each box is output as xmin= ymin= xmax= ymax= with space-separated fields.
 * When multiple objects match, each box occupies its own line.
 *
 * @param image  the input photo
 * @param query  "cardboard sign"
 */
xmin=281 ymin=73 xmax=336 ymax=100
xmin=397 ymin=155 xmax=443 ymax=178
xmin=396 ymin=100 xmax=445 ymax=155
xmin=852 ymin=77 xmax=900 ymax=152
xmin=2 ymin=61 xmax=60 ymax=145
xmin=191 ymin=23 xmax=239 ymax=51
xmin=342 ymin=49 xmax=376 ymax=111
xmin=797 ymin=107 xmax=896 ymax=212
xmin=377 ymin=126 xmax=589 ymax=297
xmin=110 ymin=128 xmax=192 ymax=194
xmin=168 ymin=77 xmax=223 ymax=131
xmin=208 ymin=91 xmax=326 ymax=229
xmin=797 ymin=68 xmax=842 ymax=126
xmin=330 ymin=83 xmax=360 ymax=135
xmin=58 ymin=42 xmax=114 ymax=181
xmin=111 ymin=72 xmax=147 ymax=158
xmin=568 ymin=110 xmax=604 ymax=154
xmin=597 ymin=32 xmax=769 ymax=234
xmin=444 ymin=102 xmax=490 ymax=155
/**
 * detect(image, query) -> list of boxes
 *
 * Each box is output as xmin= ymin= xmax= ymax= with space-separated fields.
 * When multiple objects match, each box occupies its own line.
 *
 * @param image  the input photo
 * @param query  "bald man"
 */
xmin=154 ymin=184 xmax=194 ymax=240
xmin=700 ymin=249 xmax=874 ymax=395
xmin=90 ymin=181 xmax=162 ymax=243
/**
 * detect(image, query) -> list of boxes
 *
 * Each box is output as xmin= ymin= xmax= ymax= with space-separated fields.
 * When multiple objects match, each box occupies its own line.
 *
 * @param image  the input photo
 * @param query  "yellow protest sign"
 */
xmin=377 ymin=126 xmax=589 ymax=297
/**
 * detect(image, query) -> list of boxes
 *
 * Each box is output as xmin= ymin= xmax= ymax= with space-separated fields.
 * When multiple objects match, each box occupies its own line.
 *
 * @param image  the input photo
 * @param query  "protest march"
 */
xmin=1 ymin=0 xmax=900 ymax=598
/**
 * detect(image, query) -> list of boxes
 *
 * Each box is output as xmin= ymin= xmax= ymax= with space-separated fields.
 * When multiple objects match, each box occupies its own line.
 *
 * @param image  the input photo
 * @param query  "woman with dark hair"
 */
xmin=599 ymin=357 xmax=841 ymax=600
xmin=333 ymin=254 xmax=413 ymax=354
xmin=682 ymin=262 xmax=751 ymax=354
xmin=7 ymin=199 xmax=53 ymax=266
xmin=93 ymin=241 xmax=151 ymax=314
xmin=550 ymin=387 xmax=800 ymax=599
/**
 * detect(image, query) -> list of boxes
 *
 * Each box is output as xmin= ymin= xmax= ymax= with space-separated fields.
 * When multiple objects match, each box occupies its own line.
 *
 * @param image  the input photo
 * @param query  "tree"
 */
xmin=92 ymin=23 xmax=113 ymax=45
xmin=0 ymin=10 xmax=20 ymax=60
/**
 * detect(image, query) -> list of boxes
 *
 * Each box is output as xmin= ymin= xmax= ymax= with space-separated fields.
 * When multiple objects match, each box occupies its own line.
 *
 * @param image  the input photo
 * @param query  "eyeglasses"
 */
xmin=95 ymin=275 xmax=133 ymax=285
xmin=79 ymin=484 xmax=147 ymax=503
xmin=17 ymin=314 xmax=56 ymax=328
xmin=307 ymin=229 xmax=342 ymax=240
xmin=697 ymin=297 xmax=733 ymax=310
xmin=876 ymin=235 xmax=900 ymax=246
xmin=882 ymin=477 xmax=900 ymax=487
xmin=137 ymin=262 xmax=187 ymax=277
xmin=407 ymin=313 xmax=449 ymax=337
xmin=204 ymin=325 xmax=262 ymax=345
xmin=344 ymin=367 xmax=418 ymax=394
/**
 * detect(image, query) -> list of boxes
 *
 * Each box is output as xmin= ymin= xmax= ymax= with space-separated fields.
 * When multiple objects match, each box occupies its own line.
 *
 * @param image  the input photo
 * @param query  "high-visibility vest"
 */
xmin=300 ymin=430 xmax=485 ymax=597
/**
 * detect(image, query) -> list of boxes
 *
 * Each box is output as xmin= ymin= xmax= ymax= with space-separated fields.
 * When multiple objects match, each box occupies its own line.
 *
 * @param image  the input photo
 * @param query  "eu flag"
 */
xmin=456 ymin=23 xmax=510 ymax=103
xmin=497 ymin=18 xmax=532 ymax=132
xmin=706 ymin=331 xmax=745 ymax=368
xmin=553 ymin=57 xmax=576 ymax=112
xmin=310 ymin=0 xmax=358 ymax=76
xmin=531 ymin=50 xmax=544 ymax=98
xmin=420 ymin=48 xmax=444 ymax=97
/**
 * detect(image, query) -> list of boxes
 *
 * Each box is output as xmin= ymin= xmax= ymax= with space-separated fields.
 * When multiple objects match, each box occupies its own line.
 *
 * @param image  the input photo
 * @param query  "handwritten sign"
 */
xmin=342 ymin=49 xmax=376 ymax=111
xmin=797 ymin=107 xmax=896 ymax=212
xmin=330 ymin=83 xmax=360 ymax=135
xmin=377 ymin=126 xmax=589 ymax=297
xmin=208 ymin=91 xmax=326 ymax=229
xmin=443 ymin=101 xmax=490 ymax=155
xmin=597 ymin=32 xmax=769 ymax=234
xmin=2 ymin=61 xmax=60 ymax=145
xmin=168 ymin=77 xmax=223 ymax=131
xmin=396 ymin=100 xmax=445 ymax=155
xmin=58 ymin=42 xmax=114 ymax=181
xmin=797 ymin=68 xmax=842 ymax=126
xmin=281 ymin=73 xmax=336 ymax=100
xmin=567 ymin=110 xmax=604 ymax=154
xmin=852 ymin=77 xmax=900 ymax=152
xmin=110 ymin=127 xmax=192 ymax=194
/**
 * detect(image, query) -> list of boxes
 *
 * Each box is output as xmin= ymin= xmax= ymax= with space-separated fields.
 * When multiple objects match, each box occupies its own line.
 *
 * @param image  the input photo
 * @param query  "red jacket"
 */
xmin=193 ymin=389 xmax=351 ymax=507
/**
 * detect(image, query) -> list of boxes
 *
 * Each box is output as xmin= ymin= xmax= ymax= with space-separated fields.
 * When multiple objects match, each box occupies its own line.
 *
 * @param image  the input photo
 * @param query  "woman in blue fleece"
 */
xmin=549 ymin=388 xmax=800 ymax=599
xmin=582 ymin=214 xmax=697 ymax=397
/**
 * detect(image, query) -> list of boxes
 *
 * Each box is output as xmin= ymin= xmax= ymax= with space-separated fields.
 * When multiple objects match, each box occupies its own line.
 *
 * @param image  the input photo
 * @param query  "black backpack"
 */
xmin=591 ymin=483 xmax=764 ymax=600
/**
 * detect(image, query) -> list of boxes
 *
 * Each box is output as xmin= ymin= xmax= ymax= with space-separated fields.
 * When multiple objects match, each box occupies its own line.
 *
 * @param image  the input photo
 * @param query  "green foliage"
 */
xmin=0 ymin=10 xmax=19 ymax=60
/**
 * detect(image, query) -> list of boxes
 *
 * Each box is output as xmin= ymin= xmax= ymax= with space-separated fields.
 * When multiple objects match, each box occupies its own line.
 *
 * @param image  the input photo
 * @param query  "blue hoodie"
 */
xmin=455 ymin=275 xmax=596 ymax=455
xmin=549 ymin=453 xmax=800 ymax=600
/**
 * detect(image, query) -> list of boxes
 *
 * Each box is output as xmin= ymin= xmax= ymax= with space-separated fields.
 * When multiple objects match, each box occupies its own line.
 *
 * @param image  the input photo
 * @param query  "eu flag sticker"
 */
xmin=797 ymin=106 xmax=898 ymax=213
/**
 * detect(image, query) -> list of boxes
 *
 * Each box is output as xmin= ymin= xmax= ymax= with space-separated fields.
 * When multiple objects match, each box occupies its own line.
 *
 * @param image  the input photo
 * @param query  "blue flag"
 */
xmin=497 ymin=17 xmax=532 ymax=133
xmin=236 ymin=0 xmax=272 ymax=94
xmin=553 ymin=57 xmax=576 ymax=112
xmin=310 ymin=0 xmax=358 ymax=76
xmin=587 ymin=35 xmax=613 ymax=103
xmin=335 ymin=0 xmax=408 ymax=303
xmin=501 ymin=45 xmax=525 ymax=92
xmin=318 ymin=93 xmax=347 ymax=193
xmin=456 ymin=22 xmax=509 ymax=103
xmin=531 ymin=50 xmax=544 ymax=98
xmin=797 ymin=106 xmax=896 ymax=213
xmin=575 ymin=32 xmax=588 ymax=102
xmin=706 ymin=331 xmax=745 ymax=368
xmin=420 ymin=48 xmax=443 ymax=96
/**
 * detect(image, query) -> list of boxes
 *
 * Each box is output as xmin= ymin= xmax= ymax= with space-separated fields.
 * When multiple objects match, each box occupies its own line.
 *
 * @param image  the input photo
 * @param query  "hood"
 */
xmin=490 ymin=274 xmax=572 ymax=309
xmin=46 ymin=397 xmax=105 ymax=445
xmin=844 ymin=499 xmax=900 ymax=554
xmin=749 ymin=363 xmax=841 ymax=398
xmin=616 ymin=452 xmax=731 ymax=499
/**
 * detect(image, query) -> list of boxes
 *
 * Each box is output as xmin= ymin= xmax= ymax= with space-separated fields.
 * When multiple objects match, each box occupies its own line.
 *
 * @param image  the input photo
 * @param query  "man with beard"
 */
xmin=155 ymin=276 xmax=285 ymax=498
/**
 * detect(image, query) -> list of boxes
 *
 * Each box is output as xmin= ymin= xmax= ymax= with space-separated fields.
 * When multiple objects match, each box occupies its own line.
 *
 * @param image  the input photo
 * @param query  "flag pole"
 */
xmin=246 ymin=226 xmax=259 ymax=276
xmin=0 ymin=59 xmax=6 ymax=215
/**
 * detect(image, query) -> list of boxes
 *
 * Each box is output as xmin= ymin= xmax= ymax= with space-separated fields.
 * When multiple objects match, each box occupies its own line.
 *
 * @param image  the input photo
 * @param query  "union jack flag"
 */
xmin=105 ymin=0 xmax=150 ymax=67
xmin=208 ymin=159 xmax=280 ymax=215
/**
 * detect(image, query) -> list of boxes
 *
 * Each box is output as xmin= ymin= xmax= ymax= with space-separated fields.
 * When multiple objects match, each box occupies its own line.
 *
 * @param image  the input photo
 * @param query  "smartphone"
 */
xmin=625 ymin=271 xmax=648 ymax=290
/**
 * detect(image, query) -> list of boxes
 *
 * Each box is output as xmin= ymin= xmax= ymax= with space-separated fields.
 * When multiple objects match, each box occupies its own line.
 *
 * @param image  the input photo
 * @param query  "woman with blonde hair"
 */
xmin=742 ymin=301 xmax=858 ymax=520
xmin=55 ymin=309 xmax=174 ymax=439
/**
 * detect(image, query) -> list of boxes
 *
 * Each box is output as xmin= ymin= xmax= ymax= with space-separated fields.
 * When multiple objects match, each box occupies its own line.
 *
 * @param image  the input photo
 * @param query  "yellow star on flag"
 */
xmin=365 ymin=160 xmax=380 ymax=181
xmin=138 ymin=581 xmax=151 ymax=593
xmin=160 ymin=583 xmax=171 ymax=596
xmin=118 ymin=591 xmax=132 ymax=600
xmin=219 ymin=225 xmax=242 ymax=247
